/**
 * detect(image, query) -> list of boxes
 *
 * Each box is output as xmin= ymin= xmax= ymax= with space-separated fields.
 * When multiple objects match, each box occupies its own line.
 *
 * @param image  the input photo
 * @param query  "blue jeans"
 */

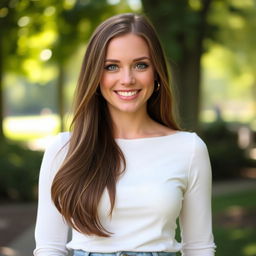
xmin=73 ymin=251 xmax=176 ymax=256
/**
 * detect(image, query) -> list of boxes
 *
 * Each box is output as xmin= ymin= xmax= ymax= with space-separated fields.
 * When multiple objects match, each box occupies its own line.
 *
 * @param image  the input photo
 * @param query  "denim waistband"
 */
xmin=73 ymin=251 xmax=176 ymax=256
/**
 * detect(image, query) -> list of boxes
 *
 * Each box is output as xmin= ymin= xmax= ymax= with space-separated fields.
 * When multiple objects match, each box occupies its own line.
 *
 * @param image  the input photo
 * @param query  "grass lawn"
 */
xmin=213 ymin=189 xmax=256 ymax=256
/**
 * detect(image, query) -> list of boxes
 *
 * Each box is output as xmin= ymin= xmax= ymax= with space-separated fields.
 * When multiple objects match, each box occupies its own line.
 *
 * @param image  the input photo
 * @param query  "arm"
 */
xmin=34 ymin=134 xmax=69 ymax=256
xmin=179 ymin=134 xmax=216 ymax=256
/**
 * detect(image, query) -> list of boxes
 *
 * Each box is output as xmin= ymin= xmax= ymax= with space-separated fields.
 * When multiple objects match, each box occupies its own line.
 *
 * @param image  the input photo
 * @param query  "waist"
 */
xmin=73 ymin=251 xmax=176 ymax=256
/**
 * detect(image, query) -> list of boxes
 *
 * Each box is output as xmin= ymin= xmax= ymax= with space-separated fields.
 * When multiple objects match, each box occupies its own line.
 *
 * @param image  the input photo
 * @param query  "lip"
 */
xmin=114 ymin=89 xmax=141 ymax=100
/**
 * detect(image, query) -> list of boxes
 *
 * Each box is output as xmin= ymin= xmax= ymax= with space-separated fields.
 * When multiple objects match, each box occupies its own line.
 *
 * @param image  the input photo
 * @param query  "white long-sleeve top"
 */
xmin=34 ymin=131 xmax=216 ymax=256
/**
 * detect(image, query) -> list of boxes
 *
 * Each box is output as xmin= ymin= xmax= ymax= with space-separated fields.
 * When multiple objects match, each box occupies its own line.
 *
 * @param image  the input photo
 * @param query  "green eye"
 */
xmin=135 ymin=62 xmax=149 ymax=70
xmin=104 ymin=64 xmax=118 ymax=71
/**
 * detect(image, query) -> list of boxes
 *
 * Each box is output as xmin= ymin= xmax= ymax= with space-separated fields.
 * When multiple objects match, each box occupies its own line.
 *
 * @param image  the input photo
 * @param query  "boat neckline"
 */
xmin=115 ymin=131 xmax=184 ymax=142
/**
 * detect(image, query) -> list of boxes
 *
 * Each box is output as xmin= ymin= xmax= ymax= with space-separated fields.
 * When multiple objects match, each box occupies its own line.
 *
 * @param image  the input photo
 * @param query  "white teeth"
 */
xmin=117 ymin=91 xmax=138 ymax=97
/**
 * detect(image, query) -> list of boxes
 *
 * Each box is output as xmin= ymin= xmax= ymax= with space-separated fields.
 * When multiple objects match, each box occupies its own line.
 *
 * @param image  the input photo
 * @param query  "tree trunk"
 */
xmin=57 ymin=63 xmax=65 ymax=132
xmin=0 ymin=37 xmax=5 ymax=139
xmin=175 ymin=49 xmax=201 ymax=131
xmin=141 ymin=0 xmax=212 ymax=131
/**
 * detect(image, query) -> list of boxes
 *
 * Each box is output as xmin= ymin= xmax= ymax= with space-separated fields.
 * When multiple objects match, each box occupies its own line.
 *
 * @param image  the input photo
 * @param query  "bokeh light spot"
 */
xmin=40 ymin=49 xmax=52 ymax=61
xmin=18 ymin=16 xmax=30 ymax=27
xmin=0 ymin=7 xmax=8 ymax=18
xmin=44 ymin=6 xmax=56 ymax=16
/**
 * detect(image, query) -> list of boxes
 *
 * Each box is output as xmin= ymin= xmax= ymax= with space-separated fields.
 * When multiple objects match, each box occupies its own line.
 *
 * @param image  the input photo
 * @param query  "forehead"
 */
xmin=105 ymin=33 xmax=150 ymax=59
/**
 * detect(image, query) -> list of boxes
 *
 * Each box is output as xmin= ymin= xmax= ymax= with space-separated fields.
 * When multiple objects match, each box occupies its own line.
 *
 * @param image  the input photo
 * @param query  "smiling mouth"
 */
xmin=115 ymin=90 xmax=141 ymax=97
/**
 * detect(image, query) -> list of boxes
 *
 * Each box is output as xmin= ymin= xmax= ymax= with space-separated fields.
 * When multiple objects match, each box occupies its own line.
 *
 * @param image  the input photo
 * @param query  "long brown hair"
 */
xmin=51 ymin=13 xmax=180 ymax=237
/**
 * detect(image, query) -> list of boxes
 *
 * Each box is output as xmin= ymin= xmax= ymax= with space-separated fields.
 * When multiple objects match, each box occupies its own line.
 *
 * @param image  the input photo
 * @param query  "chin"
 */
xmin=108 ymin=102 xmax=146 ymax=115
xmin=113 ymin=106 xmax=142 ymax=114
xmin=118 ymin=108 xmax=139 ymax=113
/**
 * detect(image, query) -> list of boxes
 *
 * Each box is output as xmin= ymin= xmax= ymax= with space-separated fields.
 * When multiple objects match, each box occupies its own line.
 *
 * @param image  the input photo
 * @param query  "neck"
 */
xmin=110 ymin=110 xmax=155 ymax=139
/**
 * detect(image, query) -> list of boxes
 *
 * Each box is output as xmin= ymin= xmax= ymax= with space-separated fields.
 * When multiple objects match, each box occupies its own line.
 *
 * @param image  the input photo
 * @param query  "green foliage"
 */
xmin=203 ymin=0 xmax=256 ymax=118
xmin=142 ymin=0 xmax=256 ymax=129
xmin=0 ymin=0 xmax=133 ymax=135
xmin=0 ymin=140 xmax=43 ymax=201
xmin=213 ymin=189 xmax=256 ymax=214
xmin=1 ymin=0 xmax=133 ymax=78
xmin=213 ymin=189 xmax=256 ymax=256
xmin=141 ymin=0 xmax=213 ymax=62
xmin=201 ymin=118 xmax=246 ymax=180
xmin=141 ymin=0 xmax=213 ymax=130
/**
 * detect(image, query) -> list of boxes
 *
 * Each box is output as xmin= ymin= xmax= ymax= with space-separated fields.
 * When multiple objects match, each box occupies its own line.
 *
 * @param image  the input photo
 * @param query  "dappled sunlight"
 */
xmin=0 ymin=247 xmax=18 ymax=256
xmin=249 ymin=148 xmax=256 ymax=160
xmin=17 ymin=16 xmax=30 ymax=27
xmin=213 ymin=190 xmax=256 ymax=256
xmin=2 ymin=114 xmax=72 ymax=150
xmin=202 ymin=44 xmax=255 ymax=123
xmin=215 ymin=205 xmax=256 ymax=228
xmin=230 ymin=0 xmax=255 ymax=8
xmin=230 ymin=229 xmax=251 ymax=240
xmin=64 ymin=0 xmax=76 ymax=9
xmin=202 ymin=45 xmax=234 ymax=77
xmin=242 ymin=168 xmax=256 ymax=179
xmin=222 ymin=102 xmax=253 ymax=123
xmin=228 ymin=14 xmax=245 ymax=29
xmin=40 ymin=49 xmax=52 ymax=61
xmin=44 ymin=6 xmax=56 ymax=16
xmin=3 ymin=115 xmax=59 ymax=142
xmin=200 ymin=109 xmax=217 ymax=123
xmin=243 ymin=243 xmax=256 ymax=256
xmin=22 ymin=58 xmax=57 ymax=82
xmin=29 ymin=30 xmax=57 ymax=48
xmin=0 ymin=7 xmax=8 ymax=18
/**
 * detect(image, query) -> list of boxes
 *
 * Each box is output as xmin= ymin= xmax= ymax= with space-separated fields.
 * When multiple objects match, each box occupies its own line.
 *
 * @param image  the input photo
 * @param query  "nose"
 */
xmin=120 ymin=68 xmax=135 ymax=86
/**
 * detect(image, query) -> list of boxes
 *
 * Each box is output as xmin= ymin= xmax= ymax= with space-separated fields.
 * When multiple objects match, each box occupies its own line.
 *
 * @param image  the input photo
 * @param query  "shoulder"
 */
xmin=191 ymin=132 xmax=209 ymax=157
xmin=173 ymin=132 xmax=212 ymax=188
xmin=38 ymin=132 xmax=71 ymax=180
xmin=44 ymin=132 xmax=71 ymax=152
xmin=186 ymin=132 xmax=212 ymax=176
xmin=54 ymin=131 xmax=71 ymax=146
xmin=167 ymin=131 xmax=209 ymax=160
xmin=42 ymin=132 xmax=71 ymax=167
xmin=176 ymin=131 xmax=207 ymax=147
xmin=168 ymin=130 xmax=205 ymax=147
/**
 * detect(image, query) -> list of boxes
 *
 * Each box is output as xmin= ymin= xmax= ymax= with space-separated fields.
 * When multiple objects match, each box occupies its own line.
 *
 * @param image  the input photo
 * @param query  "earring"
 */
xmin=155 ymin=80 xmax=160 ymax=91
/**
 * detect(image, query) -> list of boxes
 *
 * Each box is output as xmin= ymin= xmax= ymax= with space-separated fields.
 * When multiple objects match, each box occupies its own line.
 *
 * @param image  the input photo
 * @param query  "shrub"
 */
xmin=200 ymin=120 xmax=246 ymax=180
xmin=0 ymin=139 xmax=43 ymax=202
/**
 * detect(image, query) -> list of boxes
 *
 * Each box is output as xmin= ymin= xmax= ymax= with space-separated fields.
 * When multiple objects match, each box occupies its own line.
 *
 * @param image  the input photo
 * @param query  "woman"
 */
xmin=34 ymin=13 xmax=216 ymax=256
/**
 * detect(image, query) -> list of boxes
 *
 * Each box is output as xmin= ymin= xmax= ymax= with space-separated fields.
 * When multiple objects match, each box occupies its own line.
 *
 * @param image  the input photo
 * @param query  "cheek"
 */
xmin=100 ymin=74 xmax=116 ymax=94
xmin=140 ymin=72 xmax=155 ymax=90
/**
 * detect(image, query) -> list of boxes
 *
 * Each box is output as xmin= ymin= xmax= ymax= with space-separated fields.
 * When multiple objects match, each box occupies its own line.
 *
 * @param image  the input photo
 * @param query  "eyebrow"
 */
xmin=104 ymin=56 xmax=151 ymax=63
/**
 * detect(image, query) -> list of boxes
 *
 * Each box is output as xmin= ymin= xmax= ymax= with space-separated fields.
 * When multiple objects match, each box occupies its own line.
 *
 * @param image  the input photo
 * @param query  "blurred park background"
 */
xmin=0 ymin=0 xmax=256 ymax=256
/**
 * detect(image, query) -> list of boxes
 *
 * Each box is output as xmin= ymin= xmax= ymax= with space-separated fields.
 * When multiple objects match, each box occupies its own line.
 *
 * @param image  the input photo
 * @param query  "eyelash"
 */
xmin=104 ymin=64 xmax=118 ymax=71
xmin=135 ymin=62 xmax=149 ymax=70
xmin=104 ymin=62 xmax=149 ymax=71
